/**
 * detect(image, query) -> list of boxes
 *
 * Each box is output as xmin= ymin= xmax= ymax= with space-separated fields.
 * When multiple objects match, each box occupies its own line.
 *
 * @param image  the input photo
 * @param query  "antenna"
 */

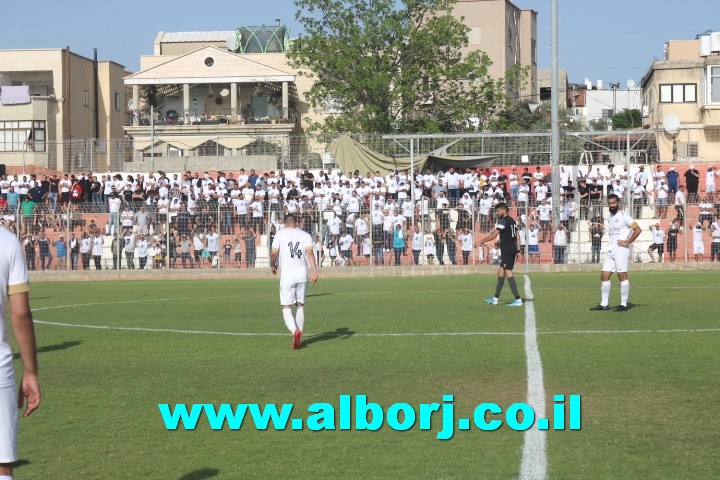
xmin=663 ymin=114 xmax=681 ymax=136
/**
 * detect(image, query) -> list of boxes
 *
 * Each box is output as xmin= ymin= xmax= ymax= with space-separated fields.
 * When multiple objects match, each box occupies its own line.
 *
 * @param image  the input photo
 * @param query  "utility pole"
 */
xmin=550 ymin=0 xmax=561 ymax=229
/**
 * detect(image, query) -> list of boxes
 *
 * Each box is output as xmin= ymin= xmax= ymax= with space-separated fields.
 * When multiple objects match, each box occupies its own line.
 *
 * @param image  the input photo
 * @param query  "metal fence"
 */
xmin=3 ymin=189 xmax=719 ymax=272
xmin=0 ymin=129 xmax=688 ymax=175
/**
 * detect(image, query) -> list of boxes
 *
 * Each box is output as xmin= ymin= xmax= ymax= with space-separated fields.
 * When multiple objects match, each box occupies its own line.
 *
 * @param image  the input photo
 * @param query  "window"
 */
xmin=114 ymin=92 xmax=120 ymax=111
xmin=0 ymin=120 xmax=46 ymax=152
xmin=602 ymin=109 xmax=614 ymax=119
xmin=682 ymin=142 xmax=699 ymax=159
xmin=709 ymin=66 xmax=720 ymax=104
xmin=204 ymin=57 xmax=215 ymax=68
xmin=251 ymin=95 xmax=270 ymax=120
xmin=469 ymin=27 xmax=481 ymax=45
xmin=659 ymin=83 xmax=696 ymax=103
xmin=83 ymin=90 xmax=89 ymax=107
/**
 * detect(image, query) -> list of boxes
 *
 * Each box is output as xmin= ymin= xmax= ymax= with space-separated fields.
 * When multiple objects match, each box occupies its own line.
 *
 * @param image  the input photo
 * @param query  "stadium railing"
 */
xmin=4 ymin=191 xmax=719 ymax=273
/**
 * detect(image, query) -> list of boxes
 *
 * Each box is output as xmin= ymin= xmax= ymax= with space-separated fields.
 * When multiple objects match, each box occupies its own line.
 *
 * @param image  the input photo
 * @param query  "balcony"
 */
xmin=701 ymin=104 xmax=720 ymax=127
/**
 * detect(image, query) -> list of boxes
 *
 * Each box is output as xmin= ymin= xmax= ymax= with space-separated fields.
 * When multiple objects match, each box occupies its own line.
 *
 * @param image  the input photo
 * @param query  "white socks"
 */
xmin=620 ymin=280 xmax=630 ymax=307
xmin=282 ymin=308 xmax=297 ymax=334
xmin=601 ymin=281 xmax=611 ymax=307
xmin=0 ymin=475 xmax=14 ymax=480
xmin=295 ymin=307 xmax=305 ymax=332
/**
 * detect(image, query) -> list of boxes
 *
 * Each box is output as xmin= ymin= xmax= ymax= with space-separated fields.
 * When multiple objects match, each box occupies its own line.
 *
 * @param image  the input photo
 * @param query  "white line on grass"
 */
xmin=31 ymin=285 xmax=712 ymax=312
xmin=519 ymin=276 xmax=547 ymax=480
xmin=32 ymin=320 xmax=720 ymax=337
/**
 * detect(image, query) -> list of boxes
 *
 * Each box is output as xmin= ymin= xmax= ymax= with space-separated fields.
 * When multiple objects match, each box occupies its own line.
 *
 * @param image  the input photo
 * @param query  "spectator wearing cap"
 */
xmin=684 ymin=165 xmax=700 ymax=203
xmin=706 ymin=166 xmax=719 ymax=203
xmin=666 ymin=166 xmax=679 ymax=198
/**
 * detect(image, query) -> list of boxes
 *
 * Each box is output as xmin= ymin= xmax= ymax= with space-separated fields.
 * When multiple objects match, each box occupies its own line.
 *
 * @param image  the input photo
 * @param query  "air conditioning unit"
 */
xmin=421 ymin=92 xmax=434 ymax=106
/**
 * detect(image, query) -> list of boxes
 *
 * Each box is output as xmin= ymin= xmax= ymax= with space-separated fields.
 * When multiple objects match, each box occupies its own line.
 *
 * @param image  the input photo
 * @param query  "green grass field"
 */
xmin=10 ymin=271 xmax=720 ymax=479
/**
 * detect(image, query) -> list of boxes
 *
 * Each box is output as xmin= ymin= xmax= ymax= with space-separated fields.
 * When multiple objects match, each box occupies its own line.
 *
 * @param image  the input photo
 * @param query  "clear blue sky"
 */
xmin=1 ymin=0 xmax=719 ymax=86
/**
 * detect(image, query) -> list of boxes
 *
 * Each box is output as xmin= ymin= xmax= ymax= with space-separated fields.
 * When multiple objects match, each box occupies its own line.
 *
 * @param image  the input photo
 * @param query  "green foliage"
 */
xmin=610 ymin=109 xmax=642 ymax=130
xmin=140 ymin=85 xmax=164 ymax=110
xmin=489 ymin=101 xmax=583 ymax=132
xmin=288 ymin=0 xmax=514 ymax=134
xmin=588 ymin=118 xmax=610 ymax=132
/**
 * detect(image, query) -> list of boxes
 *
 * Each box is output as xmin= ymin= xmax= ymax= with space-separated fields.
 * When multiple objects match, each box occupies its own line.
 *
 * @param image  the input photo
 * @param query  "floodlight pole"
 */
xmin=410 ymin=138 xmax=415 ymax=228
xmin=550 ymin=0 xmax=561 ymax=228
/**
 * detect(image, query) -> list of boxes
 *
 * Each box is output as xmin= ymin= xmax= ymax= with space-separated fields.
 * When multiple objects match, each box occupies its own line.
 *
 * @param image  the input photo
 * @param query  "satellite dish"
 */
xmin=626 ymin=79 xmax=636 ymax=89
xmin=220 ymin=88 xmax=230 ymax=97
xmin=227 ymin=34 xmax=239 ymax=52
xmin=663 ymin=114 xmax=681 ymax=135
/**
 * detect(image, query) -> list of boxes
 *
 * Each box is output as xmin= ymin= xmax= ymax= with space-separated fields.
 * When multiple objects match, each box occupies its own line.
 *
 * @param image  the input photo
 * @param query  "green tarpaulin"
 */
xmin=326 ymin=136 xmax=425 ymax=174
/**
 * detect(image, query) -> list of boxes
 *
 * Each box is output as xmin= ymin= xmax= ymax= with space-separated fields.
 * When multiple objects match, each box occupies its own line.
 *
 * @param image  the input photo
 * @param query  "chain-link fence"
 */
xmin=0 ymin=129 xmax=680 ymax=175
xmin=3 ymin=184 xmax=719 ymax=272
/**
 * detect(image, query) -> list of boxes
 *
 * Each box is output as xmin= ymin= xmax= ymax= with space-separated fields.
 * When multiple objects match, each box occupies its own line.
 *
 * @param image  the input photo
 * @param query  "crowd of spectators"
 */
xmin=1 ymin=162 xmax=719 ymax=269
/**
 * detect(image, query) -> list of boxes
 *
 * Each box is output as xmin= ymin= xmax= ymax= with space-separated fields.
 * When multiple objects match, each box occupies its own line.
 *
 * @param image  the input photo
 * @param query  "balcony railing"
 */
xmin=130 ymin=108 xmax=300 ymax=128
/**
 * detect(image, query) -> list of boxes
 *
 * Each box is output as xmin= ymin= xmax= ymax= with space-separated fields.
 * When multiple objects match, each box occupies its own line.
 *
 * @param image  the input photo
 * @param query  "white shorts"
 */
xmin=707 ymin=184 xmax=716 ymax=193
xmin=0 ymin=384 xmax=18 ymax=463
xmin=280 ymin=283 xmax=307 ymax=306
xmin=602 ymin=247 xmax=631 ymax=273
xmin=694 ymin=242 xmax=705 ymax=255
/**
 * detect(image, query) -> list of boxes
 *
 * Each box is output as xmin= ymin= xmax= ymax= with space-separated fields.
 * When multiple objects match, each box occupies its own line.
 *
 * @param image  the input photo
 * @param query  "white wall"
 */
xmin=584 ymin=89 xmax=643 ymax=124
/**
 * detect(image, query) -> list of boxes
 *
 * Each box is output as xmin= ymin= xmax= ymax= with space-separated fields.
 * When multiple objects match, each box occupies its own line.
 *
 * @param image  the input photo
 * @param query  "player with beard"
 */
xmin=590 ymin=194 xmax=642 ymax=312
xmin=475 ymin=203 xmax=522 ymax=307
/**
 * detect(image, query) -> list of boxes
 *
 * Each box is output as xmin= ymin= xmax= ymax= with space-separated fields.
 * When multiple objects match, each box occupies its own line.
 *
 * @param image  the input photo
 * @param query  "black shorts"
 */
xmin=500 ymin=249 xmax=518 ymax=270
xmin=649 ymin=243 xmax=664 ymax=252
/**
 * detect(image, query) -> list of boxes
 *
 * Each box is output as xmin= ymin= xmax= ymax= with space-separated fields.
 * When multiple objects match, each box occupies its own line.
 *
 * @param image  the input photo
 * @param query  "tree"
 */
xmin=489 ymin=101 xmax=583 ymax=132
xmin=288 ymin=0 xmax=515 ymax=134
xmin=610 ymin=109 xmax=642 ymax=130
xmin=588 ymin=118 xmax=610 ymax=132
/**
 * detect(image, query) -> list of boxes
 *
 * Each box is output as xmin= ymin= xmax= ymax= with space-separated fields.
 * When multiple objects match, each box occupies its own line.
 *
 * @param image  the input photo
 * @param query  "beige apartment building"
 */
xmin=0 ymin=49 xmax=131 ymax=172
xmin=641 ymin=36 xmax=720 ymax=162
xmin=123 ymin=26 xmax=311 ymax=172
xmin=453 ymin=0 xmax=538 ymax=100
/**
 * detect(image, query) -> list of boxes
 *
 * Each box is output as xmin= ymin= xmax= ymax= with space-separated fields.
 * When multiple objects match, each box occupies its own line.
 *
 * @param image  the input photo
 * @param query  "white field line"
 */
xmin=519 ymin=275 xmax=547 ymax=480
xmin=32 ymin=320 xmax=720 ymax=338
xmin=30 ymin=285 xmax=713 ymax=312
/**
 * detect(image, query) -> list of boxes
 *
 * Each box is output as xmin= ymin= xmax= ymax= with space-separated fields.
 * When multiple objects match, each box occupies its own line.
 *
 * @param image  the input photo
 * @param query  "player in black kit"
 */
xmin=475 ymin=202 xmax=523 ymax=307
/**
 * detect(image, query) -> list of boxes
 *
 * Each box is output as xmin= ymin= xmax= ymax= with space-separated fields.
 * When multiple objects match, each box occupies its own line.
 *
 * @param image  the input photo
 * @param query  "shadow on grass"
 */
xmin=179 ymin=469 xmax=219 ymax=480
xmin=303 ymin=327 xmax=355 ymax=348
xmin=13 ymin=341 xmax=82 ymax=360
xmin=306 ymin=292 xmax=331 ymax=298
xmin=12 ymin=459 xmax=30 ymax=469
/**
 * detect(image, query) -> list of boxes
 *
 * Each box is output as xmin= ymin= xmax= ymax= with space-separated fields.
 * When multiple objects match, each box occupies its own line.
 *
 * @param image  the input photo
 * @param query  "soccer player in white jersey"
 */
xmin=0 ymin=227 xmax=41 ymax=479
xmin=590 ymin=194 xmax=642 ymax=312
xmin=270 ymin=214 xmax=319 ymax=350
